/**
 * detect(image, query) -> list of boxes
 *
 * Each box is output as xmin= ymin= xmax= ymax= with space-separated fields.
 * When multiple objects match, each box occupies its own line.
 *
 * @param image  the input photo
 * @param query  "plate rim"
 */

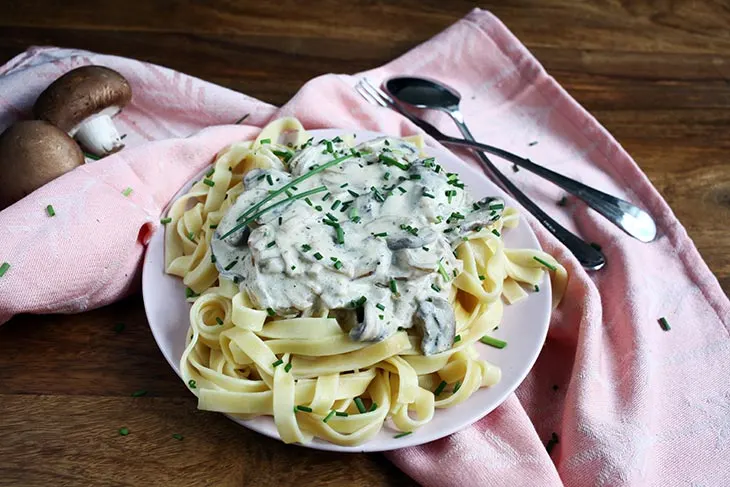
xmin=142 ymin=128 xmax=552 ymax=452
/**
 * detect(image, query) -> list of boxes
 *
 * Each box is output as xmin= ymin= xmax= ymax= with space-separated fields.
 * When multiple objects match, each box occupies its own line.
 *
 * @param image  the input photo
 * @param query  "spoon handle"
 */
xmin=439 ymin=135 xmax=656 ymax=243
xmin=447 ymin=118 xmax=605 ymax=270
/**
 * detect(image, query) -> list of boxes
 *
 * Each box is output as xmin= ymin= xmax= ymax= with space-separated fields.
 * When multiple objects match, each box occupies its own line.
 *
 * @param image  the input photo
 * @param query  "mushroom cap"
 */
xmin=0 ymin=120 xmax=84 ymax=210
xmin=33 ymin=66 xmax=132 ymax=134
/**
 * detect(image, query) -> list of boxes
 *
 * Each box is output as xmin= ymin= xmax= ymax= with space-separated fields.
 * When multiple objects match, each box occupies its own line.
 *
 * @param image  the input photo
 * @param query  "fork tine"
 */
xmin=355 ymin=81 xmax=385 ymax=107
xmin=362 ymin=78 xmax=397 ymax=105
xmin=358 ymin=79 xmax=390 ymax=108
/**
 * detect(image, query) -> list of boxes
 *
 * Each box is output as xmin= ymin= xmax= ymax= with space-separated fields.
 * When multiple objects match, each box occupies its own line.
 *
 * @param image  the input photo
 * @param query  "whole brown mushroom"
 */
xmin=34 ymin=65 xmax=132 ymax=157
xmin=0 ymin=120 xmax=84 ymax=210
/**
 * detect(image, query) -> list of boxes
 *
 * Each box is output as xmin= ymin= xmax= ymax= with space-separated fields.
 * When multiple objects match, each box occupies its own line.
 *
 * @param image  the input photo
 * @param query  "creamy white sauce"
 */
xmin=211 ymin=136 xmax=503 ymax=355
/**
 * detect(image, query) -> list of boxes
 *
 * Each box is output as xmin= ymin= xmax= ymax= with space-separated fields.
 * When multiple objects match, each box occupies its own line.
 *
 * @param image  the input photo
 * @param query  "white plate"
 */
xmin=142 ymin=129 xmax=552 ymax=452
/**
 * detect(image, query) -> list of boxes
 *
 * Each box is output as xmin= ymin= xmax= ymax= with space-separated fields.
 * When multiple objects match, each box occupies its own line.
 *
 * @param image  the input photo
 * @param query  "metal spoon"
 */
xmin=384 ymin=76 xmax=657 ymax=245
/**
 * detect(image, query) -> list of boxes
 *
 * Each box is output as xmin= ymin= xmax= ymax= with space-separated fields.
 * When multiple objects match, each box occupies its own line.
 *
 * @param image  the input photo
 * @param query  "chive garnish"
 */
xmin=215 ymin=317 xmax=224 ymax=326
xmin=422 ymin=246 xmax=430 ymax=251
xmin=334 ymin=259 xmax=343 ymax=269
xmin=437 ymin=261 xmax=449 ymax=281
xmin=389 ymin=278 xmax=398 ymax=294
xmin=335 ymin=227 xmax=345 ymax=244
xmin=331 ymin=200 xmax=341 ymax=211
xmin=658 ymin=317 xmax=671 ymax=331
xmin=185 ymin=287 xmax=199 ymax=298
xmin=371 ymin=187 xmax=385 ymax=202
xmin=398 ymin=186 xmax=407 ymax=194
xmin=234 ymin=114 xmax=250 ymax=124
xmin=325 ymin=212 xmax=339 ymax=222
xmin=131 ymin=390 xmax=147 ymax=397
xmin=266 ymin=241 xmax=276 ymax=248
xmin=222 ymin=186 xmax=328 ymax=238
xmin=266 ymin=174 xmax=274 ymax=186
xmin=454 ymin=335 xmax=461 ymax=343
xmin=480 ymin=335 xmax=507 ymax=349
xmin=379 ymin=153 xmax=410 ymax=171
xmin=378 ymin=315 xmax=384 ymax=320
xmin=478 ymin=275 xmax=485 ymax=280
xmin=301 ymin=244 xmax=312 ymax=252
xmin=340 ymin=182 xmax=349 ymax=188
xmin=224 ymin=260 xmax=237 ymax=271
xmin=409 ymin=174 xmax=422 ymax=180
xmin=488 ymin=203 xmax=504 ymax=210
xmin=160 ymin=217 xmax=172 ymax=224
xmin=188 ymin=379 xmax=197 ymax=389
xmin=323 ymin=410 xmax=336 ymax=423
xmin=453 ymin=381 xmax=462 ymax=393
xmin=422 ymin=190 xmax=435 ymax=199
xmin=122 ymin=187 xmax=133 ymax=197
xmin=335 ymin=411 xmax=348 ymax=417
xmin=85 ymin=152 xmax=100 ymax=160
xmin=296 ymin=405 xmax=313 ymax=413
xmin=266 ymin=308 xmax=276 ymax=317
xmin=272 ymin=358 xmax=284 ymax=367
xmin=431 ymin=283 xmax=441 ymax=292
xmin=325 ymin=140 xmax=333 ymax=153
xmin=203 ymin=178 xmax=215 ymax=188
xmin=232 ymin=154 xmax=353 ymax=224
xmin=394 ymin=431 xmax=412 ymax=439
xmin=322 ymin=192 xmax=331 ymax=201
xmin=284 ymin=362 xmax=292 ymax=372
xmin=376 ymin=303 xmax=385 ymax=311
xmin=354 ymin=397 xmax=367 ymax=413
xmin=305 ymin=197 xmax=313 ymax=207
xmin=533 ymin=256 xmax=557 ymax=271
xmin=434 ymin=380 xmax=447 ymax=396
xmin=373 ymin=232 xmax=387 ymax=238
xmin=210 ymin=224 xmax=218 ymax=229
xmin=534 ymin=284 xmax=540 ymax=292
xmin=291 ymin=265 xmax=296 ymax=270
xmin=347 ymin=189 xmax=360 ymax=198
xmin=369 ymin=402 xmax=378 ymax=412
xmin=172 ymin=433 xmax=184 ymax=440
xmin=383 ymin=171 xmax=391 ymax=180
xmin=46 ymin=204 xmax=56 ymax=217
xmin=313 ymin=252 xmax=323 ymax=260
xmin=119 ymin=427 xmax=129 ymax=436
xmin=315 ymin=205 xmax=323 ymax=211
xmin=349 ymin=207 xmax=360 ymax=222
xmin=492 ymin=229 xmax=501 ymax=237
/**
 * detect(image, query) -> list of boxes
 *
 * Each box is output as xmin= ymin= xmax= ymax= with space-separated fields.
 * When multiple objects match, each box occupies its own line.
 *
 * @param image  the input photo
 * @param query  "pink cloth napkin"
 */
xmin=1 ymin=8 xmax=728 ymax=487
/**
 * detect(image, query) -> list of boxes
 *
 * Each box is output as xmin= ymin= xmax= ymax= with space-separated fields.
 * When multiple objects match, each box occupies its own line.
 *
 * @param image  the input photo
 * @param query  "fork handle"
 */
xmin=448 ymin=119 xmax=606 ymax=270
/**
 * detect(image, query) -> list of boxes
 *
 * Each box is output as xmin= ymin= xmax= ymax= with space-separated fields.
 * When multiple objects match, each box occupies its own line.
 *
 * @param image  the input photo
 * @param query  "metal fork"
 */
xmin=355 ymin=78 xmax=606 ymax=270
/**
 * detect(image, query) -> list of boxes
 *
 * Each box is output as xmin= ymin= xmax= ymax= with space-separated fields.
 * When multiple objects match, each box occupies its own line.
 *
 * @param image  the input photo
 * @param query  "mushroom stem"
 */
xmin=74 ymin=114 xmax=124 ymax=156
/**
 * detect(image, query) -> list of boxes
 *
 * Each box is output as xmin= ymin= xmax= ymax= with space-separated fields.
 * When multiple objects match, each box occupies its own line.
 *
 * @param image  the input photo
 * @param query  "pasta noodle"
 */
xmin=166 ymin=118 xmax=567 ymax=446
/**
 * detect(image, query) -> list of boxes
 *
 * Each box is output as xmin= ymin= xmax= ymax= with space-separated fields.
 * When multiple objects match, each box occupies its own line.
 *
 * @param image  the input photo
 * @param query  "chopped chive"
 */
xmin=325 ymin=140 xmax=333 ymax=153
xmin=85 ymin=152 xmax=100 ymax=160
xmin=224 ymin=260 xmax=237 ymax=271
xmin=371 ymin=187 xmax=385 ymax=202
xmin=349 ymin=207 xmax=360 ymax=222
xmin=480 ymin=335 xmax=507 ymax=349
xmin=215 ymin=317 xmax=224 ymax=326
xmin=389 ymin=278 xmax=398 ymax=294
xmin=462 ymin=236 xmax=469 ymax=241
xmin=172 ymin=433 xmax=184 ymax=440
xmin=203 ymin=178 xmax=215 ymax=187
xmin=557 ymin=196 xmax=567 ymax=207
xmin=325 ymin=212 xmax=339 ymax=222
xmin=590 ymin=242 xmax=602 ymax=251
xmin=383 ymin=172 xmax=391 ymax=180
xmin=347 ymin=189 xmax=360 ymax=199
xmin=434 ymin=380 xmax=447 ymax=396
xmin=478 ymin=275 xmax=486 ymax=281
xmin=488 ymin=203 xmax=504 ymax=211
xmin=46 ymin=204 xmax=56 ymax=217
xmin=284 ymin=362 xmax=292 ymax=372
xmin=272 ymin=358 xmax=284 ymax=368
xmin=658 ymin=317 xmax=671 ymax=331
xmin=188 ymin=379 xmax=197 ymax=389
xmin=394 ymin=431 xmax=412 ymax=439
xmin=437 ymin=261 xmax=450 ymax=282
xmin=266 ymin=241 xmax=276 ymax=248
xmin=118 ymin=427 xmax=129 ymax=436
xmin=331 ymin=199 xmax=341 ymax=211
xmin=422 ymin=190 xmax=435 ymax=199
xmin=409 ymin=174 xmax=422 ymax=180
xmin=492 ymin=229 xmax=501 ymax=237
xmin=533 ymin=256 xmax=557 ymax=271
xmin=453 ymin=381 xmax=462 ymax=393
xmin=373 ymin=232 xmax=388 ymax=238
xmin=335 ymin=411 xmax=348 ymax=417
xmin=398 ymin=186 xmax=407 ymax=194
xmin=313 ymin=252 xmax=323 ymax=260
xmin=187 ymin=231 xmax=196 ymax=242
xmin=431 ymin=283 xmax=441 ymax=292
xmin=378 ymin=153 xmax=410 ymax=170
xmin=305 ymin=197 xmax=313 ymax=207
xmin=323 ymin=410 xmax=336 ymax=423
xmin=529 ymin=141 xmax=538 ymax=146
xmin=340 ymin=182 xmax=349 ymax=188
xmin=369 ymin=402 xmax=378 ymax=412
xmin=534 ymin=284 xmax=540 ymax=292
xmin=296 ymin=405 xmax=313 ymax=413
xmin=160 ymin=217 xmax=172 ymax=224
xmin=422 ymin=246 xmax=430 ymax=251
xmin=234 ymin=114 xmax=250 ymax=124
xmin=322 ymin=192 xmax=331 ymax=201
xmin=334 ymin=260 xmax=343 ymax=269
xmin=185 ymin=287 xmax=199 ymax=299
xmin=354 ymin=397 xmax=367 ymax=413
xmin=122 ymin=187 xmax=133 ymax=197
xmin=131 ymin=390 xmax=147 ymax=397
xmin=257 ymin=174 xmax=266 ymax=181
xmin=266 ymin=174 xmax=274 ymax=186
xmin=454 ymin=335 xmax=461 ymax=343
xmin=315 ymin=205 xmax=323 ymax=211
xmin=301 ymin=244 xmax=312 ymax=252
xmin=285 ymin=190 xmax=293 ymax=198
xmin=376 ymin=303 xmax=386 ymax=311
xmin=378 ymin=314 xmax=384 ymax=320
xmin=266 ymin=308 xmax=276 ymax=317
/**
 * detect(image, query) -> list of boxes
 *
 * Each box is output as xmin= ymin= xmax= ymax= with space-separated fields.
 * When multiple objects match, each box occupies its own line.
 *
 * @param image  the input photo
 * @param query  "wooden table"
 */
xmin=1 ymin=1 xmax=728 ymax=485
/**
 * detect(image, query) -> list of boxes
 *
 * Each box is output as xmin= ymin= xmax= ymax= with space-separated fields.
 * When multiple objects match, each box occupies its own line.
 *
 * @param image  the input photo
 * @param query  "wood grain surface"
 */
xmin=1 ymin=1 xmax=728 ymax=486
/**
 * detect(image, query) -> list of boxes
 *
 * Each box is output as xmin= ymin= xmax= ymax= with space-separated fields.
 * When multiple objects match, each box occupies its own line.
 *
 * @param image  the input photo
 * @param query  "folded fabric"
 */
xmin=1 ymin=8 xmax=728 ymax=487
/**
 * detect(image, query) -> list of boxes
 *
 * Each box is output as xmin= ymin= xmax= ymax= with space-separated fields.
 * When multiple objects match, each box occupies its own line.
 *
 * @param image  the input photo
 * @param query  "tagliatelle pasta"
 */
xmin=165 ymin=117 xmax=567 ymax=446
